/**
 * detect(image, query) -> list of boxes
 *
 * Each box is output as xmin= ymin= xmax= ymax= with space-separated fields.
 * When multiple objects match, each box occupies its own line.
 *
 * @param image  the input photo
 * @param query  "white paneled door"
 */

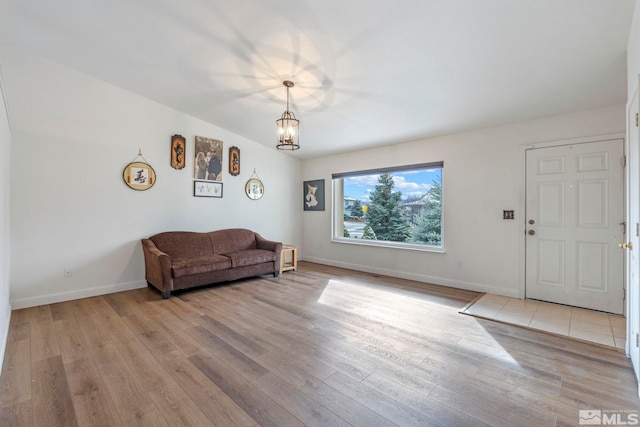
xmin=525 ymin=139 xmax=625 ymax=314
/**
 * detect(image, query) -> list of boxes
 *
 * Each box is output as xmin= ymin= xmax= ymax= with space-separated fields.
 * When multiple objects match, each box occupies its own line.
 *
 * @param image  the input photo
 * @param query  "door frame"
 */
xmin=626 ymin=81 xmax=639 ymax=386
xmin=518 ymin=133 xmax=627 ymax=307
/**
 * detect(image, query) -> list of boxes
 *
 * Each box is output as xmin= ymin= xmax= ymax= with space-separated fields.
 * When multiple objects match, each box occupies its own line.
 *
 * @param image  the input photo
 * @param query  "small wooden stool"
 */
xmin=280 ymin=244 xmax=297 ymax=274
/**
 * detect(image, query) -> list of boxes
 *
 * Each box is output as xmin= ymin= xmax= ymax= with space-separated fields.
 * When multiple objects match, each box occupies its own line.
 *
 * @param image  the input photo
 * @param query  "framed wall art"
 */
xmin=245 ymin=169 xmax=264 ymax=200
xmin=171 ymin=134 xmax=186 ymax=169
xmin=229 ymin=146 xmax=240 ymax=176
xmin=194 ymin=180 xmax=223 ymax=198
xmin=303 ymin=179 xmax=325 ymax=211
xmin=123 ymin=150 xmax=156 ymax=191
xmin=245 ymin=178 xmax=264 ymax=200
xmin=194 ymin=136 xmax=223 ymax=181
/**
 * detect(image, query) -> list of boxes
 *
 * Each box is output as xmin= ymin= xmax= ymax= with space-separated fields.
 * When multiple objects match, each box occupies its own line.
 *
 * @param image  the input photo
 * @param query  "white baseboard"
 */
xmin=10 ymin=280 xmax=147 ymax=310
xmin=0 ymin=302 xmax=10 ymax=374
xmin=301 ymin=256 xmax=522 ymax=298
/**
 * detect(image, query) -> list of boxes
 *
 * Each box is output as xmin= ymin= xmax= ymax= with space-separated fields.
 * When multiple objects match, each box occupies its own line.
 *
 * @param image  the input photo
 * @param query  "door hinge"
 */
xmin=636 ymin=333 xmax=639 ymax=347
xmin=636 ymin=112 xmax=639 ymax=127
xmin=622 ymin=155 xmax=627 ymax=168
xmin=624 ymin=287 xmax=627 ymax=301
xmin=637 ymin=222 xmax=639 ymax=237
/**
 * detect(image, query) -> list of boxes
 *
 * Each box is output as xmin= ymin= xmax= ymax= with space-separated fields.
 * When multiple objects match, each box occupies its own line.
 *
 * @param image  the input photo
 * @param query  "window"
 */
xmin=332 ymin=162 xmax=443 ymax=251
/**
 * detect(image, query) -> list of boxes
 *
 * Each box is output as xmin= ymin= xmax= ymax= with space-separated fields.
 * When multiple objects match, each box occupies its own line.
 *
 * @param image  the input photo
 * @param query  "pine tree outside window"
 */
xmin=332 ymin=162 xmax=443 ymax=251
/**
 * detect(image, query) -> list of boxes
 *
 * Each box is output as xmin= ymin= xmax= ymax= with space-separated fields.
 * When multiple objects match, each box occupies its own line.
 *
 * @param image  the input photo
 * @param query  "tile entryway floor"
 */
xmin=461 ymin=294 xmax=626 ymax=350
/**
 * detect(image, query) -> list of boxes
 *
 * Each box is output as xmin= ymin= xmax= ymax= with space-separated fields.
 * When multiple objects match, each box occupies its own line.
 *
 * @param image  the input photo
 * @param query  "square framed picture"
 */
xmin=303 ymin=179 xmax=325 ymax=211
xmin=194 ymin=180 xmax=223 ymax=198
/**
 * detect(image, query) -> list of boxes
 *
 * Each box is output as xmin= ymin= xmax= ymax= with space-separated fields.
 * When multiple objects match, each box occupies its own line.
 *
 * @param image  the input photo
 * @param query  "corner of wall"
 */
xmin=0 ymin=305 xmax=10 ymax=374
xmin=0 ymin=63 xmax=12 ymax=132
xmin=0 ymin=60 xmax=11 ymax=375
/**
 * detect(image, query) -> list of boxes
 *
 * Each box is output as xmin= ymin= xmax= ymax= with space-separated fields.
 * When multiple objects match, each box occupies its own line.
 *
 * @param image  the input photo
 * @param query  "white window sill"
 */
xmin=331 ymin=237 xmax=446 ymax=253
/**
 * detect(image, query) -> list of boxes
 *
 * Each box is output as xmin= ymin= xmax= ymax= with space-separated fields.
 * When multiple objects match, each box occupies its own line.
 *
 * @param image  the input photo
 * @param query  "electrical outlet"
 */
xmin=63 ymin=268 xmax=72 ymax=277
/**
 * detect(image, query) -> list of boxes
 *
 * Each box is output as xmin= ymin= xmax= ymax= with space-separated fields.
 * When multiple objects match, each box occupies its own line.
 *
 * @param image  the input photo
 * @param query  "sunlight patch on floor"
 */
xmin=318 ymin=280 xmax=521 ymax=365
xmin=317 ymin=280 xmax=426 ymax=324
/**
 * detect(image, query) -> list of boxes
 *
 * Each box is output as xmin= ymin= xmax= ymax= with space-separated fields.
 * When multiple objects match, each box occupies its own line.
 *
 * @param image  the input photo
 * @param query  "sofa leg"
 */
xmin=162 ymin=291 xmax=171 ymax=299
xmin=273 ymin=272 xmax=279 ymax=277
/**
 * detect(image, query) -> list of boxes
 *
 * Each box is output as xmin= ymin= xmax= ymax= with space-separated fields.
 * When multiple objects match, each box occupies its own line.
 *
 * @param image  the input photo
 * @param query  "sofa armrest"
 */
xmin=141 ymin=239 xmax=173 ymax=293
xmin=255 ymin=234 xmax=282 ymax=271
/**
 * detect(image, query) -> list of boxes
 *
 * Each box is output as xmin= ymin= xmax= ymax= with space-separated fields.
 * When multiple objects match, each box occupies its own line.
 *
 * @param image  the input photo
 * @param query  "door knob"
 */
xmin=619 ymin=242 xmax=633 ymax=250
xmin=528 ymin=230 xmax=535 ymax=235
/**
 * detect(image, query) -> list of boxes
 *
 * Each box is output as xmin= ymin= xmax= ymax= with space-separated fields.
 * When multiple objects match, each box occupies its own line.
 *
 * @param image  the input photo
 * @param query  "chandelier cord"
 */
xmin=286 ymin=85 xmax=290 ymax=113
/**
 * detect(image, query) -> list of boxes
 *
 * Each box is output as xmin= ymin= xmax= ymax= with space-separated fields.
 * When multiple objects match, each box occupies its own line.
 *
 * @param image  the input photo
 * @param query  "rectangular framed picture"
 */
xmin=194 ymin=136 xmax=223 ymax=181
xmin=194 ymin=180 xmax=223 ymax=198
xmin=303 ymin=179 xmax=325 ymax=211
xmin=170 ymin=134 xmax=186 ymax=170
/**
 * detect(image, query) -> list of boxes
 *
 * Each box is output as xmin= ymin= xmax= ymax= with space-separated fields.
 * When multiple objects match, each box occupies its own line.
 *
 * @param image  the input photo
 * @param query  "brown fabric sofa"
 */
xmin=141 ymin=228 xmax=282 ymax=298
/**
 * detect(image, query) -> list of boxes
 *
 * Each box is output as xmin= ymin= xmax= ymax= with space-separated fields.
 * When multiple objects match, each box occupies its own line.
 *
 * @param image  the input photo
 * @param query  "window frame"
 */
xmin=331 ymin=162 xmax=445 ymax=253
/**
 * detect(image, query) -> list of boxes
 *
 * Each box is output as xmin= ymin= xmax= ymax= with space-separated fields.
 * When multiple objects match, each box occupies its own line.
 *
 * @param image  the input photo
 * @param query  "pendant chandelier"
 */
xmin=276 ymin=80 xmax=300 ymax=151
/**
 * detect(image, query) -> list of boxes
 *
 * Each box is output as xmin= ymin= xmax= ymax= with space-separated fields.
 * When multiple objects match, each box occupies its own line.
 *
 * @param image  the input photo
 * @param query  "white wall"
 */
xmin=629 ymin=0 xmax=640 ymax=99
xmin=0 ymin=65 xmax=12 ymax=372
xmin=2 ymin=48 xmax=302 ymax=308
xmin=302 ymin=105 xmax=625 ymax=297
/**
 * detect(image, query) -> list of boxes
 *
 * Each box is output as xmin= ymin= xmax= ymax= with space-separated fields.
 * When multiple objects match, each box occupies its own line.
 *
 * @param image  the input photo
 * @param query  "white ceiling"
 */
xmin=0 ymin=0 xmax=635 ymax=159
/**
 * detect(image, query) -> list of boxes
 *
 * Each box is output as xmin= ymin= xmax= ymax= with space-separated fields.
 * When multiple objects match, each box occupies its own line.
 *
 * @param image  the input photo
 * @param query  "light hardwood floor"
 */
xmin=1 ymin=261 xmax=639 ymax=426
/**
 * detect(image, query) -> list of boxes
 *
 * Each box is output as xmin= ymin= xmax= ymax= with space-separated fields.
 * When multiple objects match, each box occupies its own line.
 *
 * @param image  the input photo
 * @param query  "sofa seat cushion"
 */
xmin=171 ymin=255 xmax=232 ymax=278
xmin=224 ymin=249 xmax=276 ymax=268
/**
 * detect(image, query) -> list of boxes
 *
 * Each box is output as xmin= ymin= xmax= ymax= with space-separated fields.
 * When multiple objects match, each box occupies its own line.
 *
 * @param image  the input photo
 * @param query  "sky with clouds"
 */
xmin=344 ymin=168 xmax=441 ymax=203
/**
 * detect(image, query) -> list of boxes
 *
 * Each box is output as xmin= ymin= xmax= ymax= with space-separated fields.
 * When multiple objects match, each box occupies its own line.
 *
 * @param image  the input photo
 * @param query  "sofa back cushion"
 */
xmin=150 ymin=231 xmax=214 ymax=259
xmin=209 ymin=228 xmax=257 ymax=254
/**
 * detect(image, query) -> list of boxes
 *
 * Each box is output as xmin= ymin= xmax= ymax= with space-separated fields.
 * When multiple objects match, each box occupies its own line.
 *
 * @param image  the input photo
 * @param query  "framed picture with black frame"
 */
xmin=194 ymin=180 xmax=223 ymax=198
xmin=303 ymin=179 xmax=325 ymax=211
